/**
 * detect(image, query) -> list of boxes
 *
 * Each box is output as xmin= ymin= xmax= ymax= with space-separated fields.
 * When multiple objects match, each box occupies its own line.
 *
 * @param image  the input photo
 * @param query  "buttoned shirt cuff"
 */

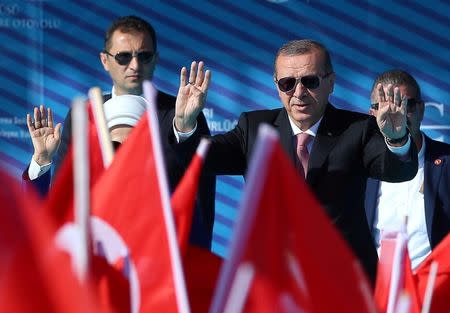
xmin=173 ymin=118 xmax=197 ymax=143
xmin=28 ymin=157 xmax=52 ymax=180
xmin=385 ymin=135 xmax=411 ymax=157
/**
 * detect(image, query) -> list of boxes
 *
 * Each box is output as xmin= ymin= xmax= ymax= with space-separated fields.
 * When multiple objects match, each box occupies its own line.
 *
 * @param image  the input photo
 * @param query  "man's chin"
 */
xmin=124 ymin=82 xmax=143 ymax=95
xmin=288 ymin=113 xmax=306 ymax=125
xmin=290 ymin=110 xmax=310 ymax=122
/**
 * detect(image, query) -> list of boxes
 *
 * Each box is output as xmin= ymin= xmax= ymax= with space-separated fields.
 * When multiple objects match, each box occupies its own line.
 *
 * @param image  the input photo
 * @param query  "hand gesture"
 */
xmin=375 ymin=83 xmax=407 ymax=142
xmin=175 ymin=61 xmax=211 ymax=132
xmin=26 ymin=104 xmax=62 ymax=165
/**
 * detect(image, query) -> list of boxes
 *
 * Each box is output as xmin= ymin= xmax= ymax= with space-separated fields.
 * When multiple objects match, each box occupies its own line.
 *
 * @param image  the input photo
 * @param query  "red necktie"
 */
xmin=296 ymin=133 xmax=312 ymax=178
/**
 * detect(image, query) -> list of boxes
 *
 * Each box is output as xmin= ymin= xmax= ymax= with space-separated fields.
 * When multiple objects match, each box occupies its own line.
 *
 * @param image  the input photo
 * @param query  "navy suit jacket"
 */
xmin=24 ymin=90 xmax=216 ymax=249
xmin=365 ymin=135 xmax=450 ymax=250
xmin=174 ymin=103 xmax=418 ymax=283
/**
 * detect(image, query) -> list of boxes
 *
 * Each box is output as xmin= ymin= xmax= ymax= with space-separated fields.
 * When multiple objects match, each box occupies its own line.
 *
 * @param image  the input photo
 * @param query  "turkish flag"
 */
xmin=171 ymin=138 xmax=210 ymax=254
xmin=170 ymin=137 xmax=223 ymax=313
xmin=210 ymin=124 xmax=375 ymax=313
xmin=374 ymin=232 xmax=398 ymax=312
xmin=45 ymin=101 xmax=105 ymax=225
xmin=42 ymin=99 xmax=130 ymax=312
xmin=91 ymin=108 xmax=189 ymax=313
xmin=374 ymin=230 xmax=420 ymax=313
xmin=0 ymin=171 xmax=96 ymax=312
xmin=184 ymin=246 xmax=222 ymax=313
xmin=413 ymin=233 xmax=450 ymax=313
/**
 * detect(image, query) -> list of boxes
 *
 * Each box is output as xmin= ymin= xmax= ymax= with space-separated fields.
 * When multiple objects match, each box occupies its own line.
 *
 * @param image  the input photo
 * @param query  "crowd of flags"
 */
xmin=2 ymin=81 xmax=450 ymax=312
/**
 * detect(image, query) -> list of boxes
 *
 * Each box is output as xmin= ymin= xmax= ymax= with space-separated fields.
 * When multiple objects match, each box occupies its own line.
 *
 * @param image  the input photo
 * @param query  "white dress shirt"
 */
xmin=373 ymin=133 xmax=429 ymax=269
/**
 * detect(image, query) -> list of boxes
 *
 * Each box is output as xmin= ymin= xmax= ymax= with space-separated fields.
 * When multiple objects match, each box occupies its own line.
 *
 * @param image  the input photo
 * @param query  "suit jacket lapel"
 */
xmin=274 ymin=109 xmax=296 ymax=163
xmin=307 ymin=104 xmax=340 ymax=186
xmin=423 ymin=136 xmax=444 ymax=241
xmin=274 ymin=105 xmax=341 ymax=185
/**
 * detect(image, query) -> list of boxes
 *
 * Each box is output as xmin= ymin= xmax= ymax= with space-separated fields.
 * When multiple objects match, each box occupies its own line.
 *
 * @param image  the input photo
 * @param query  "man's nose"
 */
xmin=293 ymin=80 xmax=307 ymax=97
xmin=128 ymin=55 xmax=140 ymax=70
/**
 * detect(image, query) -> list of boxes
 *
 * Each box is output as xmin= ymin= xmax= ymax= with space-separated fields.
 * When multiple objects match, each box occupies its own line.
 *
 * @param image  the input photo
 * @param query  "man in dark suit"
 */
xmin=173 ymin=39 xmax=418 ymax=283
xmin=24 ymin=16 xmax=215 ymax=249
xmin=365 ymin=69 xmax=450 ymax=269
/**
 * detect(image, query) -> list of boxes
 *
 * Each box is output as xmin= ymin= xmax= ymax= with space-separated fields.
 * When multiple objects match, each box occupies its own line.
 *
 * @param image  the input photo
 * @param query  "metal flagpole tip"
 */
xmin=88 ymin=86 xmax=102 ymax=100
xmin=257 ymin=123 xmax=279 ymax=143
xmin=197 ymin=138 xmax=211 ymax=159
xmin=143 ymin=80 xmax=157 ymax=109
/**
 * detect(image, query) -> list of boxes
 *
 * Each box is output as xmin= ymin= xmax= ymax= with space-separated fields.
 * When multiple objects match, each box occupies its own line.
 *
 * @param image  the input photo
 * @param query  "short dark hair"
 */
xmin=370 ymin=69 xmax=421 ymax=103
xmin=274 ymin=39 xmax=333 ymax=79
xmin=104 ymin=15 xmax=157 ymax=52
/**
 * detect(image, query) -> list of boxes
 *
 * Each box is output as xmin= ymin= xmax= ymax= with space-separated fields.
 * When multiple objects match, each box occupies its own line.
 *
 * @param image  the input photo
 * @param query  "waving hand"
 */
xmin=175 ymin=61 xmax=211 ymax=132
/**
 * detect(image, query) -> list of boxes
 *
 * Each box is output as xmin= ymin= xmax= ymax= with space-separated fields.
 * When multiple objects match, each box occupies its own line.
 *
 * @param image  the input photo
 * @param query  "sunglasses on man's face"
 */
xmin=276 ymin=72 xmax=333 ymax=93
xmin=371 ymin=98 xmax=421 ymax=113
xmin=103 ymin=50 xmax=154 ymax=66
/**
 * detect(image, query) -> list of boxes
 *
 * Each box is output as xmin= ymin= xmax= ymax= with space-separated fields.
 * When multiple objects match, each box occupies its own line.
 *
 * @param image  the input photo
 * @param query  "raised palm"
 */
xmin=175 ymin=61 xmax=211 ymax=132
xmin=27 ymin=105 xmax=62 ymax=165
xmin=375 ymin=84 xmax=407 ymax=140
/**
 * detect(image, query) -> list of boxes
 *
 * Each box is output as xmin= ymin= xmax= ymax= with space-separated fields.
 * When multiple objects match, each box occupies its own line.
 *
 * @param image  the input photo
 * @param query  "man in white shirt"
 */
xmin=365 ymin=69 xmax=450 ymax=269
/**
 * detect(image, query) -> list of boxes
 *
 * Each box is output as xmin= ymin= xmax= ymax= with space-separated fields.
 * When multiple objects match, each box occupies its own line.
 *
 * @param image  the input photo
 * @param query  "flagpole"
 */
xmin=143 ymin=81 xmax=191 ymax=313
xmin=223 ymin=263 xmax=255 ymax=313
xmin=386 ymin=231 xmax=408 ymax=313
xmin=421 ymin=261 xmax=438 ymax=313
xmin=72 ymin=97 xmax=90 ymax=282
xmin=394 ymin=292 xmax=411 ymax=313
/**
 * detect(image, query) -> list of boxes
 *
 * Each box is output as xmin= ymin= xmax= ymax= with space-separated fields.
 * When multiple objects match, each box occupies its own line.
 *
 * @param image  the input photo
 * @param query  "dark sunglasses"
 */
xmin=276 ymin=72 xmax=333 ymax=93
xmin=103 ymin=50 xmax=154 ymax=66
xmin=371 ymin=98 xmax=421 ymax=113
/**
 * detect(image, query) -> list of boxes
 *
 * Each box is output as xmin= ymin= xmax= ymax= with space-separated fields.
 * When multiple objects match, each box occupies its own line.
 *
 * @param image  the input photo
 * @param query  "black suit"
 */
xmin=26 ymin=90 xmax=216 ymax=249
xmin=174 ymin=103 xmax=418 ymax=283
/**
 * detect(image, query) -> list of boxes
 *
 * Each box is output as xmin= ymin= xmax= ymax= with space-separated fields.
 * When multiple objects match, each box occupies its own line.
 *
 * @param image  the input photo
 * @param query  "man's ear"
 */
xmin=100 ymin=52 xmax=109 ymax=71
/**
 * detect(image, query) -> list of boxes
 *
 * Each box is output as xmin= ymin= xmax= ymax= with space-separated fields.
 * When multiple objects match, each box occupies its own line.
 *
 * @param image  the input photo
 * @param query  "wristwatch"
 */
xmin=385 ymin=130 xmax=409 ymax=145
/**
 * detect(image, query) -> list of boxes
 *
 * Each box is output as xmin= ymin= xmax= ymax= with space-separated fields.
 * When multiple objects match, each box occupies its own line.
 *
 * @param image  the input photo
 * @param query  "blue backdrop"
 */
xmin=1 ymin=0 xmax=449 ymax=257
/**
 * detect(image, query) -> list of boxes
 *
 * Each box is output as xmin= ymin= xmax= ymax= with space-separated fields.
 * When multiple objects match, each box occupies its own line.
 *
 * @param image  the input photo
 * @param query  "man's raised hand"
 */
xmin=27 ymin=104 xmax=62 ymax=165
xmin=175 ymin=61 xmax=211 ymax=132
xmin=375 ymin=83 xmax=408 ymax=144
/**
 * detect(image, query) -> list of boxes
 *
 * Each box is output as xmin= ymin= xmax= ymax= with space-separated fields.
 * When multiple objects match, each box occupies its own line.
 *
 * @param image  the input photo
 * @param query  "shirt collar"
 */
xmin=111 ymin=86 xmax=118 ymax=98
xmin=111 ymin=86 xmax=144 ymax=98
xmin=287 ymin=115 xmax=322 ymax=137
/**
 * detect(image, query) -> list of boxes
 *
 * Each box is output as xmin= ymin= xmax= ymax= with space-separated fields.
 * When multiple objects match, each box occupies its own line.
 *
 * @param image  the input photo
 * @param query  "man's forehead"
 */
xmin=276 ymin=52 xmax=325 ymax=73
xmin=277 ymin=50 xmax=321 ymax=61
xmin=110 ymin=29 xmax=154 ymax=48
xmin=111 ymin=29 xmax=143 ymax=40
